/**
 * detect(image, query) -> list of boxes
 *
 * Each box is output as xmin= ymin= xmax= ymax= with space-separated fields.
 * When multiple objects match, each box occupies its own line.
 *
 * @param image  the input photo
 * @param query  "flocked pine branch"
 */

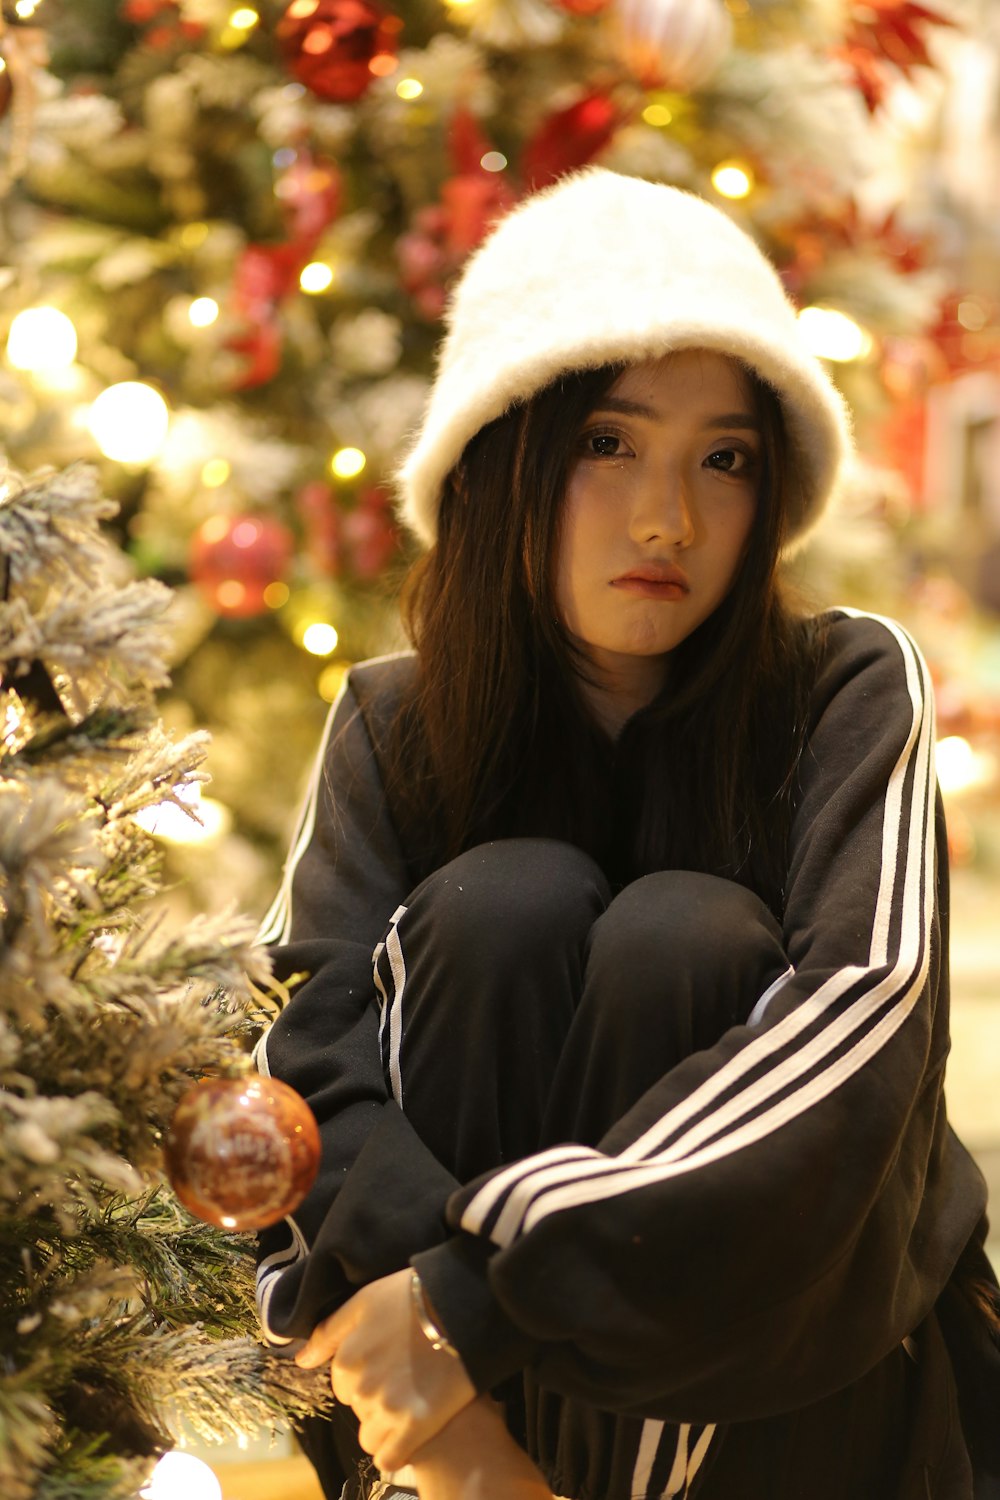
xmin=0 ymin=462 xmax=330 ymax=1500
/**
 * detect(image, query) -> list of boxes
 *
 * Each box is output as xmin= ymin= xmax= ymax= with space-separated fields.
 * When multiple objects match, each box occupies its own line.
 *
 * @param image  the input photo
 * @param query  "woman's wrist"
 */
xmin=411 ymin=1267 xmax=460 ymax=1358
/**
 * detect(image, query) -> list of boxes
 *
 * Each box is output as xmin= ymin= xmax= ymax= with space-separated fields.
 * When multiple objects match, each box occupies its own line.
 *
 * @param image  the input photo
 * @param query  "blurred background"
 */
xmin=1 ymin=0 xmax=998 ymax=1493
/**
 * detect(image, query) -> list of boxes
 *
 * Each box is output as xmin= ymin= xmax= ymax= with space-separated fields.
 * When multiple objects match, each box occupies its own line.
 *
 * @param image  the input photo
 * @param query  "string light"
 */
xmin=14 ymin=0 xmax=39 ymax=17
xmin=480 ymin=152 xmax=507 ymax=172
xmin=300 ymin=622 xmax=339 ymax=656
xmin=300 ymin=262 xmax=335 ymax=294
xmin=936 ymin=736 xmax=996 ymax=796
xmin=229 ymin=6 xmax=260 ymax=27
xmin=318 ymin=661 xmax=349 ymax=703
xmin=179 ymin=223 xmax=210 ymax=249
xmin=957 ymin=299 xmax=988 ymax=332
xmin=369 ymin=53 xmax=398 ymax=76
xmin=200 ymin=459 xmax=231 ymax=488
xmin=135 ymin=787 xmax=232 ymax=845
xmin=263 ymin=581 xmax=290 ymax=609
xmin=216 ymin=580 xmax=247 ymax=611
xmin=88 ymin=383 xmax=170 ymax=464
xmin=711 ymin=161 xmax=754 ymax=199
xmin=6 ymin=308 xmax=78 ymax=372
xmin=642 ymin=104 xmax=673 ymax=128
xmin=396 ymin=78 xmax=423 ymax=100
xmin=330 ymin=447 xmax=366 ymax=479
xmin=199 ymin=516 xmax=231 ymax=545
xmin=188 ymin=297 xmax=219 ymax=327
xmin=797 ymin=306 xmax=873 ymax=363
xmin=140 ymin=1451 xmax=222 ymax=1499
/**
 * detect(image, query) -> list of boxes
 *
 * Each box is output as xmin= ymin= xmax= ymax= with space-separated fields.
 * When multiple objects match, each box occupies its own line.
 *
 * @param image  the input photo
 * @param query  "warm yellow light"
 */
xmin=200 ymin=515 xmax=231 ymax=545
xmin=712 ymin=162 xmax=754 ymax=199
xmin=936 ymin=736 xmax=996 ymax=796
xmin=201 ymin=458 xmax=231 ymax=488
xmin=642 ymin=104 xmax=673 ymax=128
xmin=0 ymin=58 xmax=7 ymax=75
xmin=180 ymin=222 xmax=210 ymax=249
xmin=7 ymin=308 xmax=78 ymax=372
xmin=797 ymin=306 xmax=873 ymax=363
xmin=14 ymin=0 xmax=38 ymax=18
xmin=263 ymin=581 xmax=290 ymax=609
xmin=318 ymin=661 xmax=349 ymax=703
xmin=957 ymin=299 xmax=987 ymax=332
xmin=330 ymin=446 xmax=366 ymax=480
xmin=300 ymin=262 xmax=335 ymax=294
xmin=301 ymin=622 xmax=339 ymax=656
xmin=188 ymin=297 xmax=220 ymax=327
xmin=369 ymin=53 xmax=398 ymax=76
xmin=229 ymin=6 xmax=260 ymax=27
xmin=88 ymin=382 xmax=170 ymax=464
xmin=396 ymin=78 xmax=424 ymax=100
xmin=140 ymin=1450 xmax=223 ymax=1499
xmin=443 ymin=0 xmax=475 ymax=8
xmin=216 ymin=580 xmax=247 ymax=611
xmin=480 ymin=152 xmax=507 ymax=173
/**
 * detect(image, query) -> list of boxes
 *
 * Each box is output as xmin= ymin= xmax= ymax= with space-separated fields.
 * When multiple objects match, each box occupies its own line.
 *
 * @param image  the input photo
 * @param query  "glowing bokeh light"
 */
xmin=188 ymin=297 xmax=220 ymax=327
xmin=797 ymin=306 xmax=873 ymax=363
xmin=140 ymin=1452 xmax=222 ymax=1500
xmin=88 ymin=383 xmax=170 ymax=464
xmin=330 ymin=447 xmax=366 ymax=480
xmin=7 ymin=308 xmax=78 ymax=372
xmin=300 ymin=262 xmax=335 ymax=294
xmin=301 ymin=622 xmax=339 ymax=656
xmin=711 ymin=162 xmax=754 ymax=199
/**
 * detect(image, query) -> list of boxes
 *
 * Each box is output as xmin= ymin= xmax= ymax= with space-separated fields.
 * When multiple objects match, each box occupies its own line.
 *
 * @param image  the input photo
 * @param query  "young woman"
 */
xmin=253 ymin=170 xmax=1000 ymax=1500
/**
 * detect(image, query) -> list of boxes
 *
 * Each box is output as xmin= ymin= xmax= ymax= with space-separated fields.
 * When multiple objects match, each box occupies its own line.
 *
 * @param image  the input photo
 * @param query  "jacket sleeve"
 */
xmin=412 ymin=611 xmax=989 ymax=1421
xmin=254 ymin=661 xmax=467 ymax=1348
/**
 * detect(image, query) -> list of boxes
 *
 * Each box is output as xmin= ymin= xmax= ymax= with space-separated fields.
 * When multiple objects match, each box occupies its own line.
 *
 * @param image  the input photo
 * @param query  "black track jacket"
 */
xmin=253 ymin=610 xmax=1000 ymax=1499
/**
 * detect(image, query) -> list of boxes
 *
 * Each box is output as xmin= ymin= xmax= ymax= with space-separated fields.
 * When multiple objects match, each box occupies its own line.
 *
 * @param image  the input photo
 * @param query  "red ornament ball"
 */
xmin=275 ymin=0 xmax=399 ymax=103
xmin=189 ymin=513 xmax=295 ymax=618
xmin=165 ymin=1076 xmax=321 ymax=1230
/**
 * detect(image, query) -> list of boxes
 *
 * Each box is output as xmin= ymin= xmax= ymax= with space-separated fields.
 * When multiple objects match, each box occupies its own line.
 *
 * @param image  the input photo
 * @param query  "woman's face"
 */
xmin=554 ymin=349 xmax=761 ymax=722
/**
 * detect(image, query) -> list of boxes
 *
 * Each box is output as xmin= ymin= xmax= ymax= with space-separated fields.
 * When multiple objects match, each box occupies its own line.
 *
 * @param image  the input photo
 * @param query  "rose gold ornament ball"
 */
xmin=164 ymin=1076 xmax=321 ymax=1230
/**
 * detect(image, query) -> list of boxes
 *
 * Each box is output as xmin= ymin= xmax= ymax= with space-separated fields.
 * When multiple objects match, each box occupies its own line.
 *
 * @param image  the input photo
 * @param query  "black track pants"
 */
xmin=309 ymin=840 xmax=951 ymax=1500
xmin=378 ymin=839 xmax=789 ymax=1173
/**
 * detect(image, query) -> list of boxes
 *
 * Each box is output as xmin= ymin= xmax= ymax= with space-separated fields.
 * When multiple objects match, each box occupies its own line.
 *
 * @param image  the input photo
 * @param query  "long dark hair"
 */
xmin=383 ymin=357 xmax=824 ymax=917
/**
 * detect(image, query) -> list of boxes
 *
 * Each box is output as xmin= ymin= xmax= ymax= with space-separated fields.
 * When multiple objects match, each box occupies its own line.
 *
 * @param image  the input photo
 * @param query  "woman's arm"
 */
xmin=403 ymin=612 xmax=988 ymax=1420
xmin=255 ymin=657 xmax=470 ymax=1347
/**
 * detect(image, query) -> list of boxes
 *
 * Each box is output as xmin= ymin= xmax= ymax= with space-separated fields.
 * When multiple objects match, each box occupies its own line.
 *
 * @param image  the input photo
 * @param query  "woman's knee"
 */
xmin=401 ymin=838 xmax=610 ymax=968
xmin=586 ymin=871 xmax=788 ymax=1029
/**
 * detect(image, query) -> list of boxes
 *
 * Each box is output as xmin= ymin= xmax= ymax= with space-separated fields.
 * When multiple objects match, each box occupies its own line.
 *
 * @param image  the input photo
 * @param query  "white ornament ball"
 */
xmin=608 ymin=0 xmax=733 ymax=92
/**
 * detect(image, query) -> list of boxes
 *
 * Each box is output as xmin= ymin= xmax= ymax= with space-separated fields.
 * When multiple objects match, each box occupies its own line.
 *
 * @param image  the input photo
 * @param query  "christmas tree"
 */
xmin=2 ymin=0 xmax=996 ymax=915
xmin=0 ymin=460 xmax=329 ymax=1500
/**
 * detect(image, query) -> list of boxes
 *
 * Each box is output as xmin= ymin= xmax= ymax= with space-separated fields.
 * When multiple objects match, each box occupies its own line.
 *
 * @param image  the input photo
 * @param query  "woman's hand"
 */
xmin=409 ymin=1396 xmax=556 ymax=1500
xmin=294 ymin=1267 xmax=477 ymax=1473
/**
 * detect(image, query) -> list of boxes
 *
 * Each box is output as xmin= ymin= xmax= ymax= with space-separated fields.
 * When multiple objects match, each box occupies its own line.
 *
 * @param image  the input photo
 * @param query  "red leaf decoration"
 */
xmin=521 ymin=93 xmax=620 ymax=190
xmin=835 ymin=1 xmax=957 ymax=114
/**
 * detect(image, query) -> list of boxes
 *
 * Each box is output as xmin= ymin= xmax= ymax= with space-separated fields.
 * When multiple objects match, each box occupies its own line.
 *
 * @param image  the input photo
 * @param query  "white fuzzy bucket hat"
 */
xmin=396 ymin=168 xmax=853 ymax=550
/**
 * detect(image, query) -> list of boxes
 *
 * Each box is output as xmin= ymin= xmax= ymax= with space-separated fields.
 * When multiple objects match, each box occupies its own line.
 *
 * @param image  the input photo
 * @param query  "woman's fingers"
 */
xmin=295 ymin=1269 xmax=478 ymax=1470
xmin=294 ymin=1300 xmax=355 ymax=1369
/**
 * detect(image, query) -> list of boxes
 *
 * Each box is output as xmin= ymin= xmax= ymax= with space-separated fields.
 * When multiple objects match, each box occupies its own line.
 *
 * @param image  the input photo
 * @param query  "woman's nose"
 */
xmin=629 ymin=470 xmax=696 ymax=547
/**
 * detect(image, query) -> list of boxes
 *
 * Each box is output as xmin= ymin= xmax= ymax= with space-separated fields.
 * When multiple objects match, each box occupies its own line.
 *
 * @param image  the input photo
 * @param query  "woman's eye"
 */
xmin=706 ymin=446 xmax=755 ymax=474
xmin=586 ymin=432 xmax=624 ymax=457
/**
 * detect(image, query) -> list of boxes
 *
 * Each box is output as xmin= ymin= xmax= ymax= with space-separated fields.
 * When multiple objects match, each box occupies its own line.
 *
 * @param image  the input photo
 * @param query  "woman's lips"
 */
xmin=611 ymin=566 xmax=690 ymax=601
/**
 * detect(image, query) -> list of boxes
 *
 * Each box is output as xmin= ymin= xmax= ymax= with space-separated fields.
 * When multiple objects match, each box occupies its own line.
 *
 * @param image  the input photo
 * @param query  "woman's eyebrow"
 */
xmin=589 ymin=396 xmax=762 ymax=431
